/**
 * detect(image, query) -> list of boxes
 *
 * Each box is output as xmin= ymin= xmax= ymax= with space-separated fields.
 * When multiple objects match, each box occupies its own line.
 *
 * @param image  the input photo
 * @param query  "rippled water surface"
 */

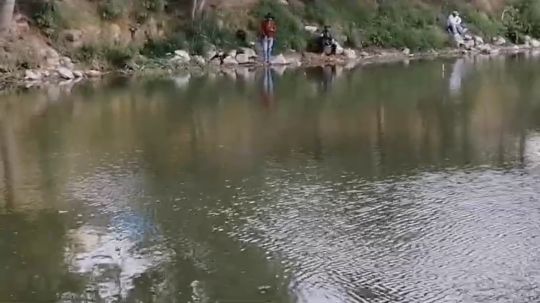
xmin=2 ymin=54 xmax=540 ymax=303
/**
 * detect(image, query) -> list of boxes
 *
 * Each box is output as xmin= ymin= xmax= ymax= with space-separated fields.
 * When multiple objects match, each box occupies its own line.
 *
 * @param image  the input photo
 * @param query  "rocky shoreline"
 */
xmin=2 ymin=34 xmax=540 ymax=91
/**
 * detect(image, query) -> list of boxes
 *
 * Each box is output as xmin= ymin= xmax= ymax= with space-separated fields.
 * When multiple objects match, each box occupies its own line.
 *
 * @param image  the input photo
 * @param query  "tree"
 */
xmin=191 ymin=0 xmax=206 ymax=20
xmin=0 ymin=0 xmax=15 ymax=31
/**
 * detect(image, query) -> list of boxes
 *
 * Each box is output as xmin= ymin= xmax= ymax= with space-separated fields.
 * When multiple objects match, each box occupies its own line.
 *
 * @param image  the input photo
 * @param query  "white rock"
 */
xmin=473 ymin=35 xmax=484 ymax=46
xmin=222 ymin=56 xmax=238 ymax=65
xmin=531 ymin=39 xmax=540 ymax=48
xmin=359 ymin=51 xmax=369 ymax=57
xmin=344 ymin=48 xmax=357 ymax=60
xmin=57 ymin=67 xmax=74 ymax=80
xmin=73 ymin=70 xmax=83 ymax=78
xmin=174 ymin=50 xmax=191 ymax=61
xmin=192 ymin=55 xmax=206 ymax=65
xmin=492 ymin=36 xmax=506 ymax=46
xmin=270 ymin=54 xmax=288 ymax=65
xmin=171 ymin=55 xmax=190 ymax=64
xmin=277 ymin=0 xmax=288 ymax=4
xmin=205 ymin=50 xmax=217 ymax=60
xmin=304 ymin=25 xmax=318 ymax=33
xmin=524 ymin=35 xmax=533 ymax=43
xmin=402 ymin=47 xmax=411 ymax=56
xmin=228 ymin=50 xmax=237 ymax=58
xmin=85 ymin=70 xmax=102 ymax=77
xmin=236 ymin=53 xmax=250 ymax=64
xmin=24 ymin=70 xmax=41 ymax=81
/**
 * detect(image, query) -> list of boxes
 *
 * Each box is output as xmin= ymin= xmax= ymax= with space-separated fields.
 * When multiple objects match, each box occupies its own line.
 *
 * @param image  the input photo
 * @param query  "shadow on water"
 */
xmin=2 ymin=53 xmax=540 ymax=302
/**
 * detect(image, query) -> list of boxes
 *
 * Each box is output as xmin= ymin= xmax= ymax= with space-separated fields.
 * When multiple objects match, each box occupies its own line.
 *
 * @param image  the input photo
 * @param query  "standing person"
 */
xmin=261 ymin=13 xmax=277 ymax=64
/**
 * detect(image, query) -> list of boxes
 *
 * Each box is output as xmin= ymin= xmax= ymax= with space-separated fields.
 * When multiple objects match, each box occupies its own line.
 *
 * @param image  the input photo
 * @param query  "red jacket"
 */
xmin=261 ymin=20 xmax=277 ymax=38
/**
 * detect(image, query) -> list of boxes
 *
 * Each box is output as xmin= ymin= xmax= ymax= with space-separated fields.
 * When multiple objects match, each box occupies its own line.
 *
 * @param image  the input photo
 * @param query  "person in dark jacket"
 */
xmin=319 ymin=25 xmax=337 ymax=55
xmin=261 ymin=13 xmax=277 ymax=64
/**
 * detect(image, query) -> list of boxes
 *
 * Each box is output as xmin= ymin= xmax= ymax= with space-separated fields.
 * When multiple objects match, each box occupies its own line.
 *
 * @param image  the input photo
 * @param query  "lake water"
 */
xmin=2 ymin=53 xmax=540 ymax=303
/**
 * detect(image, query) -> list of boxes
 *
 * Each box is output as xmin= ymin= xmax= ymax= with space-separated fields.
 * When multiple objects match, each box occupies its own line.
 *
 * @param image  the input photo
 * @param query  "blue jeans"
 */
xmin=262 ymin=36 xmax=274 ymax=63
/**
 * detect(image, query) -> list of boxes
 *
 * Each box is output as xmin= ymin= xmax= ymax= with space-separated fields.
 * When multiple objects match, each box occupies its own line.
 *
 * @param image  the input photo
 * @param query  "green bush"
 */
xmin=99 ymin=0 xmax=127 ymax=20
xmin=514 ymin=0 xmax=540 ymax=37
xmin=141 ymin=32 xmax=187 ymax=58
xmin=361 ymin=0 xmax=447 ymax=50
xmin=33 ymin=1 xmax=65 ymax=36
xmin=104 ymin=47 xmax=135 ymax=68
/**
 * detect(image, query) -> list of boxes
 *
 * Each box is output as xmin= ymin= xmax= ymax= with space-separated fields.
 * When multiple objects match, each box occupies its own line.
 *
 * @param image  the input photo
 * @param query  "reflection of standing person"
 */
xmin=261 ymin=67 xmax=275 ymax=109
xmin=260 ymin=13 xmax=277 ymax=64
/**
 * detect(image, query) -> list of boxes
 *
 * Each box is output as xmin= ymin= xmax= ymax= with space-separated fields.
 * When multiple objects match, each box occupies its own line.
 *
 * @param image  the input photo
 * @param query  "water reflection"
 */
xmin=2 ymin=54 xmax=540 ymax=302
xmin=261 ymin=67 xmax=275 ymax=109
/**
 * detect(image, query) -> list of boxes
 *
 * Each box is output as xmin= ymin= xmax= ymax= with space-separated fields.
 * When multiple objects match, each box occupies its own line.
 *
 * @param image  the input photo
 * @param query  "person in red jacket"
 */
xmin=260 ymin=13 xmax=277 ymax=64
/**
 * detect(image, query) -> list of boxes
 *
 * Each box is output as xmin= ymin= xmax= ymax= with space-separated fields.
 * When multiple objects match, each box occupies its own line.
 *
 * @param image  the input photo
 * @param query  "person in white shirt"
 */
xmin=447 ymin=11 xmax=465 ymax=36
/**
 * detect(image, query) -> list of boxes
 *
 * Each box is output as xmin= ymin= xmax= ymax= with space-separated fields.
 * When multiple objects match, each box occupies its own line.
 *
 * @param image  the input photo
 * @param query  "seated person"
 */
xmin=447 ymin=11 xmax=466 ymax=36
xmin=319 ymin=25 xmax=337 ymax=55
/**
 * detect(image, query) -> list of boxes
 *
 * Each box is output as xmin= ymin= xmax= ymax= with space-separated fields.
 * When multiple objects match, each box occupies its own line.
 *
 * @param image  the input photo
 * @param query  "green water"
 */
xmin=2 ymin=53 xmax=540 ymax=303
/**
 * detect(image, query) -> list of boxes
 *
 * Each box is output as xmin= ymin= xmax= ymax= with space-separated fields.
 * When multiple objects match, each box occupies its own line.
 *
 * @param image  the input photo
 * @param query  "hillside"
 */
xmin=1 ymin=0 xmax=540 ymax=73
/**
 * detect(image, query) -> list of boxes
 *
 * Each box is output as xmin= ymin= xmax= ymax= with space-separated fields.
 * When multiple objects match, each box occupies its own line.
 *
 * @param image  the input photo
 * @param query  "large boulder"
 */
xmin=492 ymin=36 xmax=506 ymax=46
xmin=473 ymin=35 xmax=484 ymax=46
xmin=57 ymin=67 xmax=74 ymax=80
xmin=174 ymin=50 xmax=191 ymax=62
xmin=235 ymin=53 xmax=250 ymax=64
xmin=222 ymin=56 xmax=238 ymax=65
xmin=24 ymin=70 xmax=41 ymax=81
